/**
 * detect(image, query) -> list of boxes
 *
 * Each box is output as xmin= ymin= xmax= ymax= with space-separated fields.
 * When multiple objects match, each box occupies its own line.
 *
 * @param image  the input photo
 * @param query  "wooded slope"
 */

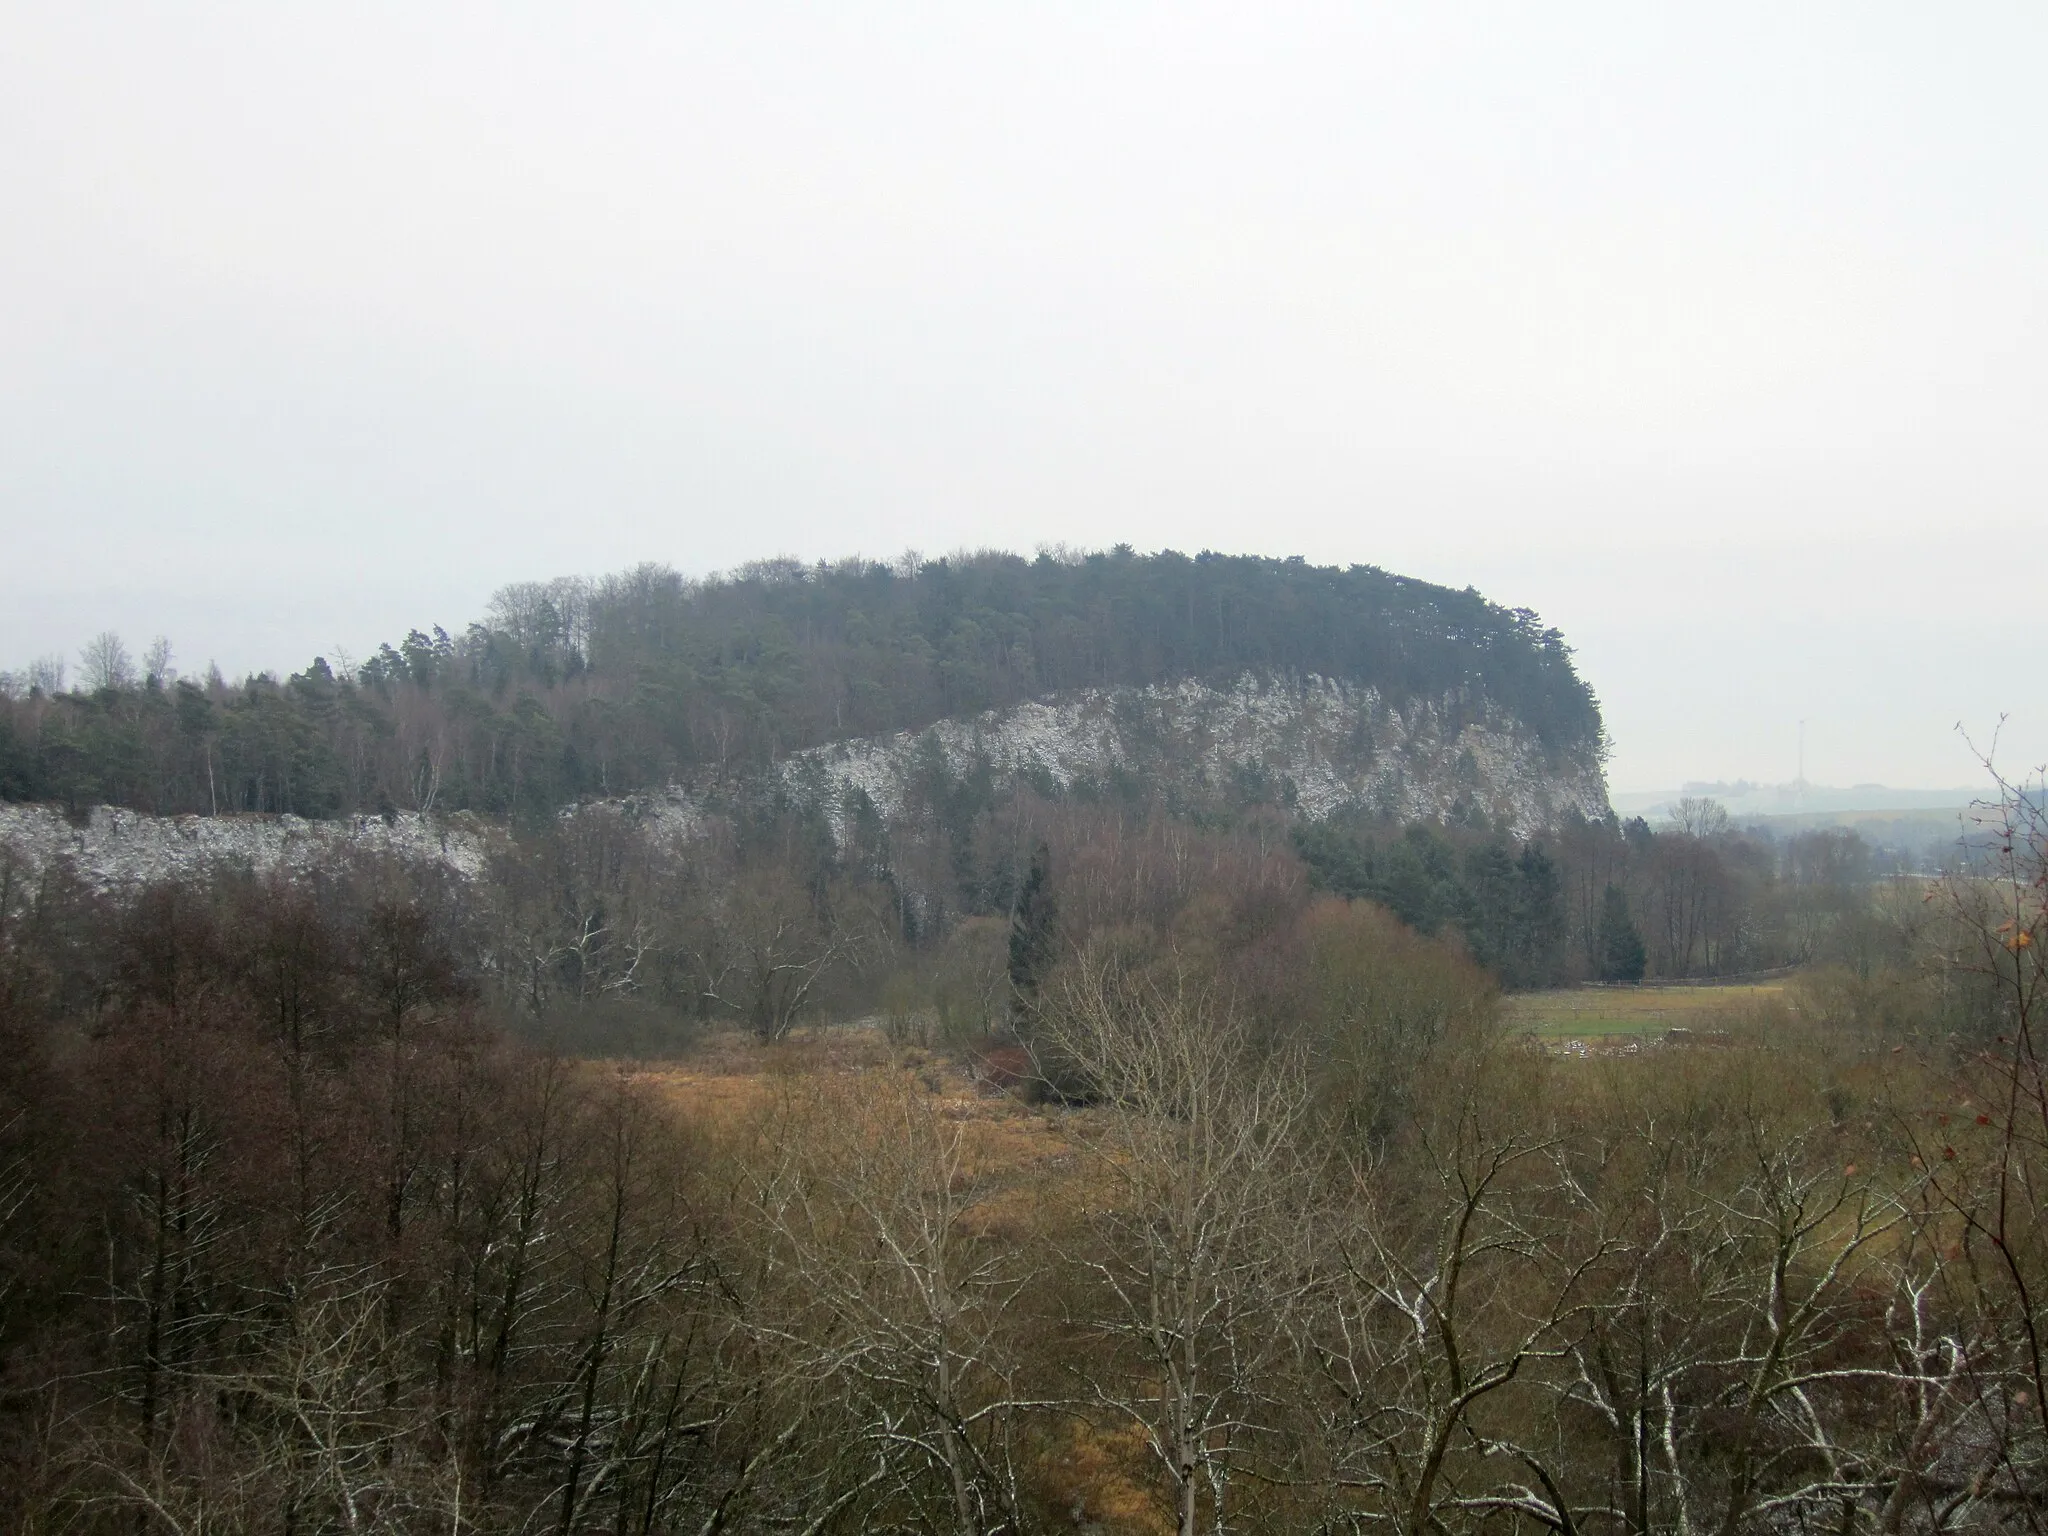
xmin=0 ymin=548 xmax=1601 ymax=820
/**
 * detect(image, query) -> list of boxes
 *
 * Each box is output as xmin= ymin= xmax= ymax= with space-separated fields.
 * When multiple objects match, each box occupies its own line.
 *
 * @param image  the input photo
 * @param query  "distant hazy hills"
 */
xmin=1612 ymin=781 xmax=1979 ymax=822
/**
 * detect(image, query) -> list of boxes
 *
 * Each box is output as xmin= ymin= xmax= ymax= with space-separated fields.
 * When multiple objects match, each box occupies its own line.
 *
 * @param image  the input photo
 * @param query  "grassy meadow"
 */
xmin=1501 ymin=981 xmax=1789 ymax=1039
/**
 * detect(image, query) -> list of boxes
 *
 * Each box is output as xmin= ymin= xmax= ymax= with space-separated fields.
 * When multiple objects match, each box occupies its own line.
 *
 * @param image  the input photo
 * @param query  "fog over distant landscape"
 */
xmin=3 ymin=4 xmax=2043 ymax=791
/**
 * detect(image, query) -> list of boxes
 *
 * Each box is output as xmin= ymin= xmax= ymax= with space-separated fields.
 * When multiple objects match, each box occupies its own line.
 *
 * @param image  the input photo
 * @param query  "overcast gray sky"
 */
xmin=2 ymin=3 xmax=2041 ymax=792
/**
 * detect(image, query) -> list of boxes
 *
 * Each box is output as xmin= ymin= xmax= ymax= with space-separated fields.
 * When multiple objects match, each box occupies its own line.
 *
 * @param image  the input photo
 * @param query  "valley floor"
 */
xmin=1500 ymin=979 xmax=1790 ymax=1041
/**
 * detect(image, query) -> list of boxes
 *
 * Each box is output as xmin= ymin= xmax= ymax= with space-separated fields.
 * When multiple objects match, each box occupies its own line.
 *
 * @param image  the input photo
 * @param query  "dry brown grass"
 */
xmin=630 ymin=1023 xmax=1074 ymax=1158
xmin=1032 ymin=1419 xmax=1167 ymax=1534
xmin=1503 ymin=982 xmax=1789 ymax=1039
xmin=624 ymin=1024 xmax=1166 ymax=1527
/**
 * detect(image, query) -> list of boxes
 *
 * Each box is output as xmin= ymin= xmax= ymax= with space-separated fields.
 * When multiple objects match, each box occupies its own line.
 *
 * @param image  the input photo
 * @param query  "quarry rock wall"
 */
xmin=781 ymin=672 xmax=1609 ymax=841
xmin=1 ymin=674 xmax=1609 ymax=891
xmin=0 ymin=802 xmax=495 ymax=891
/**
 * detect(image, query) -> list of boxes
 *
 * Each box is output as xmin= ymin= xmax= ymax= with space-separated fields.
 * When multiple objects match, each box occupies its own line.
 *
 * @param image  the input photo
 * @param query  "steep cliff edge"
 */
xmin=782 ymin=672 xmax=1609 ymax=841
xmin=0 ymin=802 xmax=499 ymax=891
xmin=1 ymin=672 xmax=1606 ymax=891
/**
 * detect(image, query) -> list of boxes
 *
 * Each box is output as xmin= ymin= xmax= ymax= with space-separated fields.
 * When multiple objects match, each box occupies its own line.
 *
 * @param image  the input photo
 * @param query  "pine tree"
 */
xmin=1007 ymin=842 xmax=1057 ymax=1010
xmin=1597 ymin=883 xmax=1647 ymax=982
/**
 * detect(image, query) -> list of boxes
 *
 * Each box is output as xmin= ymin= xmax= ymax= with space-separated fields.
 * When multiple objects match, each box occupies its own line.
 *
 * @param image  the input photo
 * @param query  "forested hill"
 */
xmin=0 ymin=548 xmax=1602 ymax=821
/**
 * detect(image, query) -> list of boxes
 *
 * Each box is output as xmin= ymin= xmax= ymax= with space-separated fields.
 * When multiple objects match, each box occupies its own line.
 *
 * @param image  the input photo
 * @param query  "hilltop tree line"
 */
xmin=0 ymin=548 xmax=1600 ymax=821
xmin=0 ymin=540 xmax=1873 ymax=990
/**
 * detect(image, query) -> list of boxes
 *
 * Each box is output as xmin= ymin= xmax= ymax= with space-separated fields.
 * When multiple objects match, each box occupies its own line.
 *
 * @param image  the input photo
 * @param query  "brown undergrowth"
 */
xmin=628 ymin=1023 xmax=1169 ymax=1530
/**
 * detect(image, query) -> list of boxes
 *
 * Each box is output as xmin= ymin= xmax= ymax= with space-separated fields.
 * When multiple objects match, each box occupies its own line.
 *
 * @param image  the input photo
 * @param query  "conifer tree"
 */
xmin=1006 ymin=841 xmax=1057 ymax=1009
xmin=1598 ymin=882 xmax=1647 ymax=982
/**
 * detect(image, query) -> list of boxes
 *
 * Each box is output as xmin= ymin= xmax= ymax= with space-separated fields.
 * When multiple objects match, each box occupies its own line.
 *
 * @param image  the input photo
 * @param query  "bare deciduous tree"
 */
xmin=692 ymin=870 xmax=864 ymax=1042
xmin=750 ymin=1074 xmax=1037 ymax=1534
xmin=1043 ymin=952 xmax=1319 ymax=1536
xmin=79 ymin=630 xmax=136 ymax=692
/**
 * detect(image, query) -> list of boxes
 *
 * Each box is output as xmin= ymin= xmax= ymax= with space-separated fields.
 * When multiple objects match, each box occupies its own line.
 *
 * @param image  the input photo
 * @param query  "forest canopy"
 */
xmin=0 ymin=548 xmax=1601 ymax=821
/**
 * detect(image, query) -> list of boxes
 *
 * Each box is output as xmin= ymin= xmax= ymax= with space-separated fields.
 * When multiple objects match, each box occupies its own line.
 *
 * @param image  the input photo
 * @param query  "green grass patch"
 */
xmin=1502 ymin=983 xmax=1787 ymax=1038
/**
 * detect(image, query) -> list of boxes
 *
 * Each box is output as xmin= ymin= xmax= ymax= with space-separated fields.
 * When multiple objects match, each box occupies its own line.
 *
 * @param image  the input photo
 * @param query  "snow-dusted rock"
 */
xmin=779 ymin=673 xmax=1608 ymax=841
xmin=0 ymin=675 xmax=1608 ymax=893
xmin=0 ymin=802 xmax=496 ymax=891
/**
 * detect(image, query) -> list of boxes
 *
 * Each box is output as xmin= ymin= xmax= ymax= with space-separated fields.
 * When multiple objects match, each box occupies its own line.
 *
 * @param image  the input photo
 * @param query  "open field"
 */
xmin=1502 ymin=982 xmax=1789 ymax=1039
xmin=628 ymin=1023 xmax=1090 ymax=1205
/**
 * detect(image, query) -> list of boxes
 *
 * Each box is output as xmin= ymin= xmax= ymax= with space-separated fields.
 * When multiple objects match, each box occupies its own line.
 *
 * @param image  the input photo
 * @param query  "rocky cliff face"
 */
xmin=0 ymin=802 xmax=498 ymax=892
xmin=1 ymin=674 xmax=1607 ymax=891
xmin=780 ymin=672 xmax=1609 ymax=841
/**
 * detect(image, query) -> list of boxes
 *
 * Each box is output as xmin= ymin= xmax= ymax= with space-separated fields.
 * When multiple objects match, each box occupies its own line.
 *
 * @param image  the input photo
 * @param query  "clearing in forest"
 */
xmin=1502 ymin=982 xmax=1788 ymax=1039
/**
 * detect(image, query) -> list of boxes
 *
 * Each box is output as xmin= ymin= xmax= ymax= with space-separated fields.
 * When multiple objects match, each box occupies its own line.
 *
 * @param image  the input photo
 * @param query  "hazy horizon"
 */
xmin=4 ymin=4 xmax=2043 ymax=793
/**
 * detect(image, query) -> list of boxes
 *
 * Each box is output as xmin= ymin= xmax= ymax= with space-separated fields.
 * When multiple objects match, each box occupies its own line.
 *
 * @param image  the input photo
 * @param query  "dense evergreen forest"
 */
xmin=0 ymin=548 xmax=1600 ymax=820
